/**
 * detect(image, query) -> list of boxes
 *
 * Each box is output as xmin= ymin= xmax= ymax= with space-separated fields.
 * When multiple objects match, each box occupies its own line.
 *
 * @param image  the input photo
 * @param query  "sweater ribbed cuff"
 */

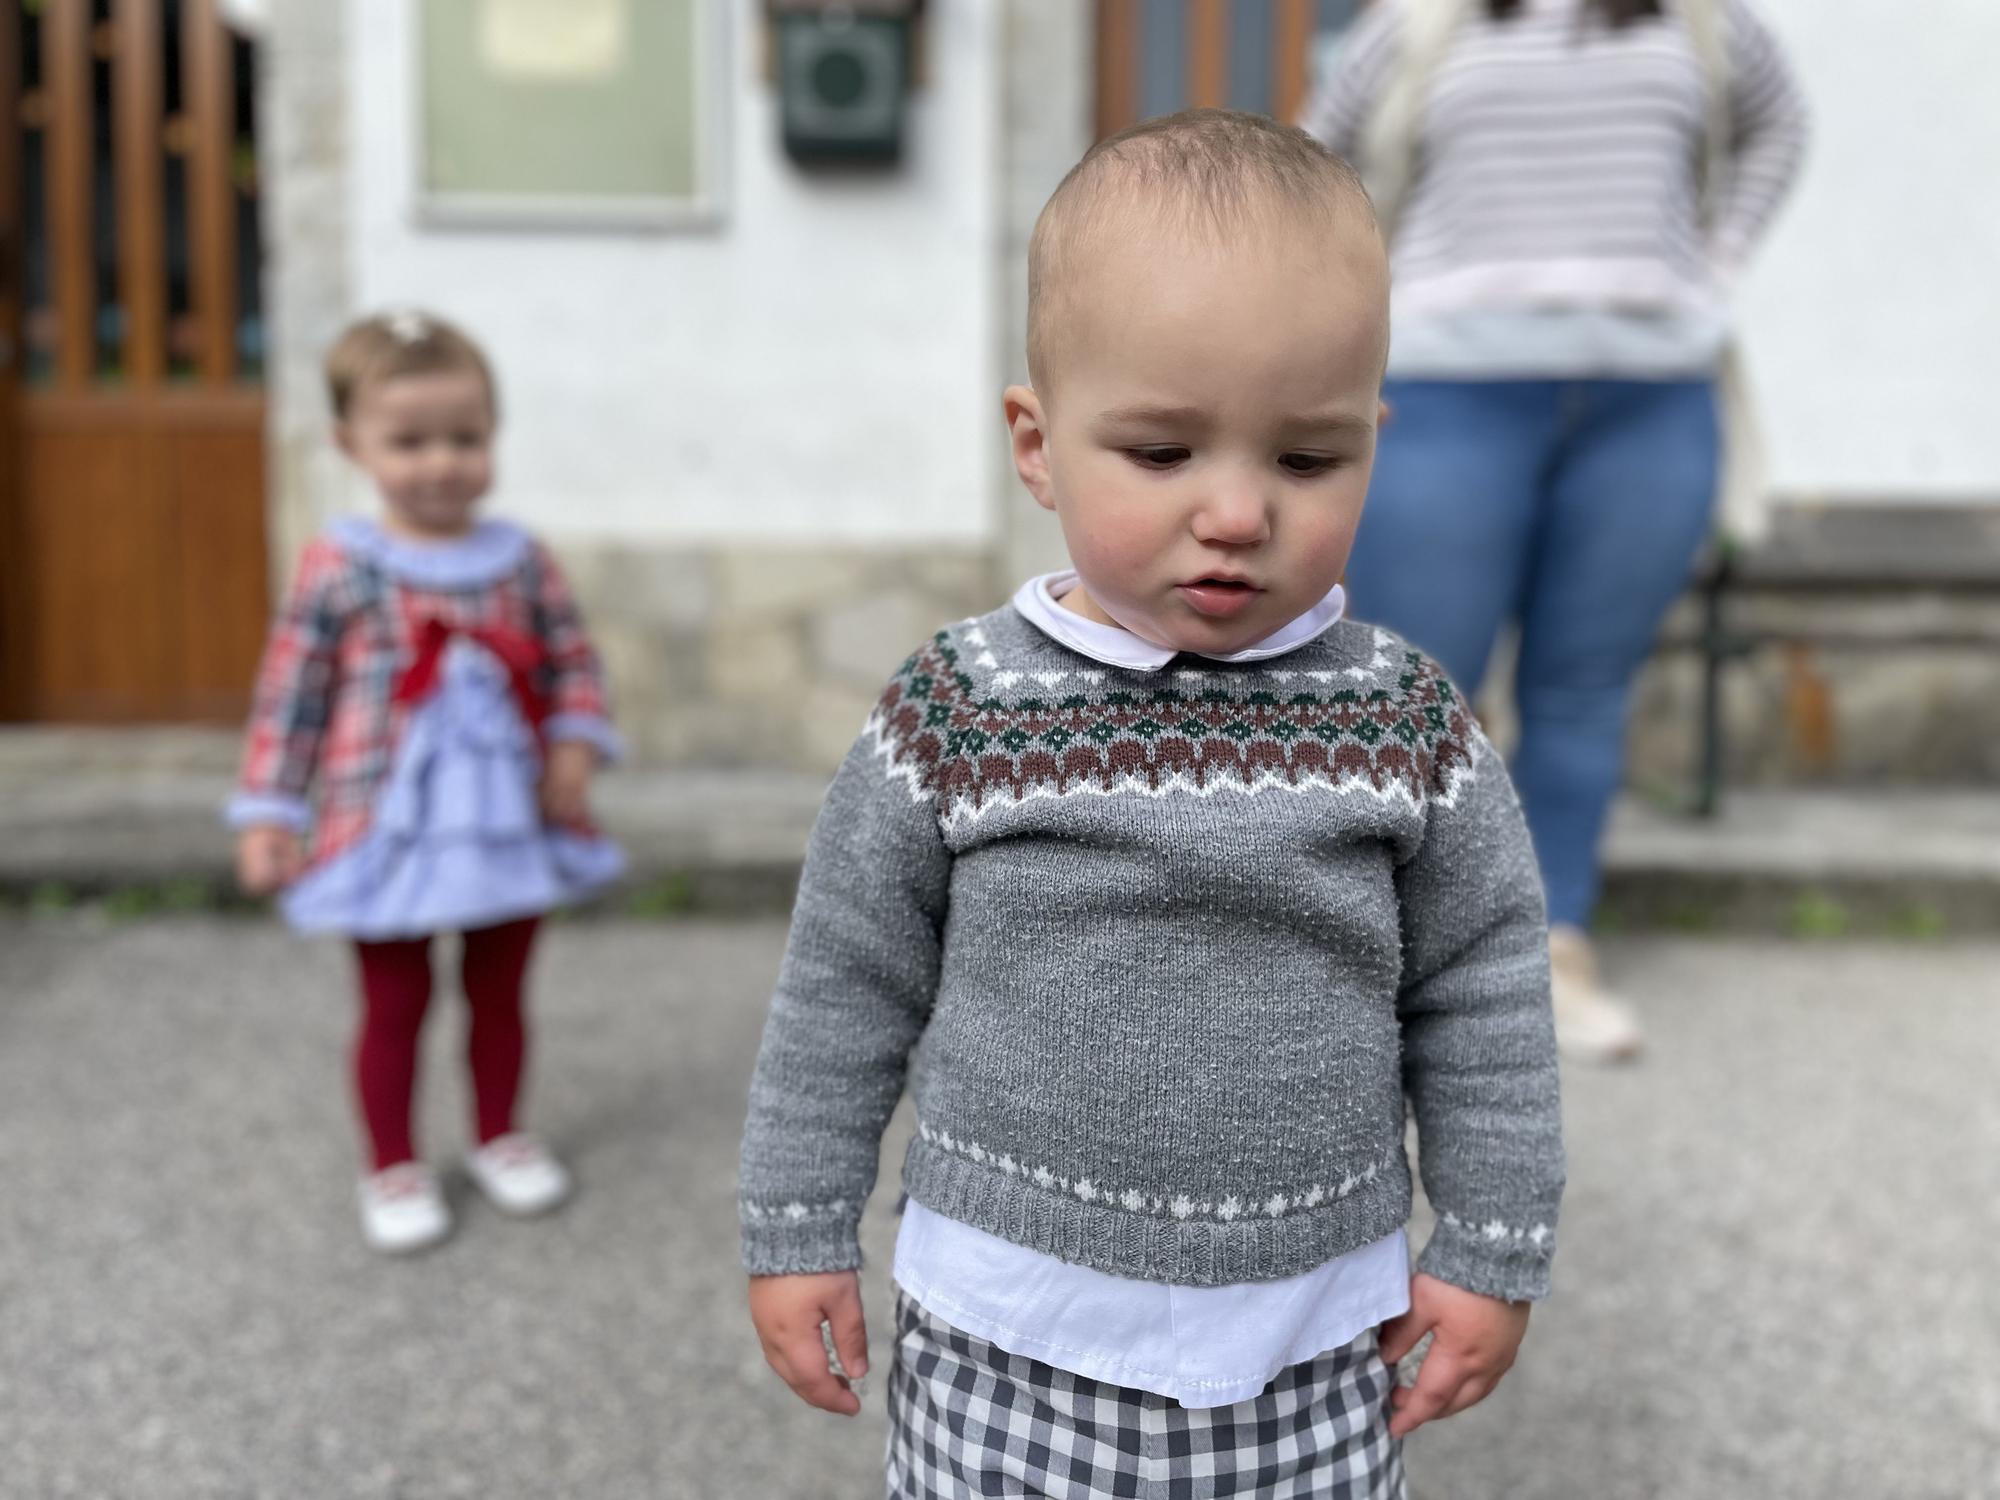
xmin=545 ymin=713 xmax=625 ymax=766
xmin=1416 ymin=1211 xmax=1555 ymax=1304
xmin=740 ymin=1213 xmax=865 ymax=1278
xmin=224 ymin=791 xmax=311 ymax=832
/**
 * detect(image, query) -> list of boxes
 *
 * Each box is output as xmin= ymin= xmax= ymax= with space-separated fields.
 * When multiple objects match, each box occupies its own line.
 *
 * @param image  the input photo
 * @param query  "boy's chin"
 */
xmin=1152 ymin=610 xmax=1276 ymax=656
xmin=1077 ymin=585 xmax=1286 ymax=655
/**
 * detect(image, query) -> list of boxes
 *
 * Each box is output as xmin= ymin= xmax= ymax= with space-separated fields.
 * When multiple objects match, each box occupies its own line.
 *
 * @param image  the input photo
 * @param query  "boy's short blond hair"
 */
xmin=324 ymin=310 xmax=497 ymax=421
xmin=1026 ymin=108 xmax=1380 ymax=392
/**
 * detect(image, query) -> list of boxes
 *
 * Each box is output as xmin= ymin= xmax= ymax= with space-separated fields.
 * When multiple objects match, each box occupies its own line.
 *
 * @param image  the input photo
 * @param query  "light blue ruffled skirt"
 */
xmin=283 ymin=641 xmax=625 ymax=940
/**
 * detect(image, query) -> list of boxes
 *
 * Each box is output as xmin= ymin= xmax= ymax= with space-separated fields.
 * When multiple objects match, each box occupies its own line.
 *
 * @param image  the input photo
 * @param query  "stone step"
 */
xmin=1598 ymin=789 xmax=2000 ymax=934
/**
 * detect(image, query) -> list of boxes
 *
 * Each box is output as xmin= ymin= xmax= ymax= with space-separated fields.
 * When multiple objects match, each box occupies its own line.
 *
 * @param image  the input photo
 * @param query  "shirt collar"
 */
xmin=1010 ymin=570 xmax=1347 ymax=672
xmin=330 ymin=516 xmax=531 ymax=589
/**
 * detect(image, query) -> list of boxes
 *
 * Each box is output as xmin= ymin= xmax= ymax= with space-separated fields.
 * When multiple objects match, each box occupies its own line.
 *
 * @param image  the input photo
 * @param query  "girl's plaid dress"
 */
xmin=229 ymin=517 xmax=623 ymax=937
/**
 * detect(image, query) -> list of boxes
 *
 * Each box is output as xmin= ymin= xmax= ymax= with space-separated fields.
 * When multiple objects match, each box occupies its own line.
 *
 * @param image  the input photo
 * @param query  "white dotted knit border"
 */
xmin=969 ymin=626 xmax=1398 ymax=691
xmin=1434 ymin=1208 xmax=1554 ymax=1250
xmin=915 ymin=1122 xmax=1399 ymax=1226
xmin=741 ymin=1196 xmax=853 ymax=1227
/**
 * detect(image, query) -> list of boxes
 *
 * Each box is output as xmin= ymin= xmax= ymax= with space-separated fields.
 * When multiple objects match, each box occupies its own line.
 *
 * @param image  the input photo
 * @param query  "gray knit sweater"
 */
xmin=739 ymin=605 xmax=1564 ymax=1301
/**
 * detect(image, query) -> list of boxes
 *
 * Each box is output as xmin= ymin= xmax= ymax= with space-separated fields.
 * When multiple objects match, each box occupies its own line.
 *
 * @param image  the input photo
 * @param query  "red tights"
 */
xmin=351 ymin=916 xmax=540 ymax=1172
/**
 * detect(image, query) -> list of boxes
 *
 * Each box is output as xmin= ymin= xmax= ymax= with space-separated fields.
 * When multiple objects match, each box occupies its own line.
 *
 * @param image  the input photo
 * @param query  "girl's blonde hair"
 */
xmin=324 ymin=310 xmax=498 ymax=421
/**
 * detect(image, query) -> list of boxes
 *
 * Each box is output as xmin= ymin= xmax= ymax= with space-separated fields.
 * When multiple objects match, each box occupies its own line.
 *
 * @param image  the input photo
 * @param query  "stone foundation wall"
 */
xmin=557 ymin=545 xmax=2000 ymax=784
xmin=555 ymin=544 xmax=1003 ymax=774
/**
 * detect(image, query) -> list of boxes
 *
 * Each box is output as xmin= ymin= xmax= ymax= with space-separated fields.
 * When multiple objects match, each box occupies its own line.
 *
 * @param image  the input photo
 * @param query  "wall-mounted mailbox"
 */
xmin=768 ymin=0 xmax=923 ymax=167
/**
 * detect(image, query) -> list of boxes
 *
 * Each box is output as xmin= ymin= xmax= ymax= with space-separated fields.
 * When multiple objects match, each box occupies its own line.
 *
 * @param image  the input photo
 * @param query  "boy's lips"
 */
xmin=1176 ymin=578 xmax=1263 ymax=618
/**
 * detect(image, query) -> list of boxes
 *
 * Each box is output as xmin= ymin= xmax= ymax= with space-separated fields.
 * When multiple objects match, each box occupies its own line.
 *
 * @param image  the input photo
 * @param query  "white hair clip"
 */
xmin=384 ymin=310 xmax=430 ymax=344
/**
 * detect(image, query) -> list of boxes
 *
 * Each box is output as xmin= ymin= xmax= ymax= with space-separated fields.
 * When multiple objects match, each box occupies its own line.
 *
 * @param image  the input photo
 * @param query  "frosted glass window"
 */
xmin=417 ymin=0 xmax=725 ymax=228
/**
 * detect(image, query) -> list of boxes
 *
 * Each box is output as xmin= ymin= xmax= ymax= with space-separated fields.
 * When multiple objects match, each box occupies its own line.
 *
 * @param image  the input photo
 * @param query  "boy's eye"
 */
xmin=1279 ymin=453 xmax=1339 ymax=476
xmin=1126 ymin=446 xmax=1190 ymax=470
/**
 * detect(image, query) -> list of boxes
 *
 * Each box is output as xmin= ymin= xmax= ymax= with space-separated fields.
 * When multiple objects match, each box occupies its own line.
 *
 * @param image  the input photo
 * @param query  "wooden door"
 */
xmin=1 ymin=0 xmax=267 ymax=724
xmin=1094 ymin=0 xmax=1365 ymax=139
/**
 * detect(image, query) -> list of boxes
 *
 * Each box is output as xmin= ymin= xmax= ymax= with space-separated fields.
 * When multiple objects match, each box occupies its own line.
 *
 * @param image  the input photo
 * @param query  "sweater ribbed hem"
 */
xmin=1415 ymin=1212 xmax=1556 ymax=1304
xmin=741 ymin=1216 xmax=864 ymax=1278
xmin=900 ymin=1139 xmax=1415 ymax=1289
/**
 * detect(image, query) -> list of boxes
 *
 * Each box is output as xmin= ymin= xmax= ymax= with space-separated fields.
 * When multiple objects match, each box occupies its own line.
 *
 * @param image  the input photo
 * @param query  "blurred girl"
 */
xmin=229 ymin=311 xmax=624 ymax=1252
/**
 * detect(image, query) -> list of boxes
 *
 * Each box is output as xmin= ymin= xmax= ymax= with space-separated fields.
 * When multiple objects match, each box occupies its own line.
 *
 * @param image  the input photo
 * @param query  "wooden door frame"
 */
xmin=3 ymin=0 xmax=268 ymax=724
xmin=1 ymin=4 xmax=27 ymax=718
xmin=1094 ymin=0 xmax=1323 ymax=140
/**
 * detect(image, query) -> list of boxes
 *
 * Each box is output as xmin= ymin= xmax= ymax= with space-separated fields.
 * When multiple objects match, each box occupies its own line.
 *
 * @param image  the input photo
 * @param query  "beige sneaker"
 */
xmin=1547 ymin=925 xmax=1643 ymax=1064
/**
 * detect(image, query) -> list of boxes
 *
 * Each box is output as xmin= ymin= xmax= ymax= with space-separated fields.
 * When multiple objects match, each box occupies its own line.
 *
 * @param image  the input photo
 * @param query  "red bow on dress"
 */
xmin=393 ymin=618 xmax=550 ymax=742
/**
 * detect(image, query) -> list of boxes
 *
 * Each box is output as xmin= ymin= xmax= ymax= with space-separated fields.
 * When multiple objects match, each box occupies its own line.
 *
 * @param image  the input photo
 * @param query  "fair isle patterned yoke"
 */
xmin=739 ymin=603 xmax=1565 ymax=1300
xmin=872 ymin=618 xmax=1477 ymax=827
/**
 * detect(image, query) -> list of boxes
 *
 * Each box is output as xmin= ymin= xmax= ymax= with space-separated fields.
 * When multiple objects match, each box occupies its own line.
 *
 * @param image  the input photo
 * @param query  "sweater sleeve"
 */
xmin=527 ymin=541 xmax=624 ymax=764
xmin=1710 ymin=0 xmax=1810 ymax=274
xmin=738 ymin=671 xmax=951 ymax=1276
xmin=227 ymin=539 xmax=345 ymax=831
xmin=1394 ymin=712 xmax=1565 ymax=1303
xmin=1298 ymin=3 xmax=1402 ymax=160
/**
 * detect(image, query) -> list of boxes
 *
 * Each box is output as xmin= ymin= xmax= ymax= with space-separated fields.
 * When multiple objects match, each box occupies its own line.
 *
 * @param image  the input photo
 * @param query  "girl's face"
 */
xmin=337 ymin=371 xmax=495 ymax=539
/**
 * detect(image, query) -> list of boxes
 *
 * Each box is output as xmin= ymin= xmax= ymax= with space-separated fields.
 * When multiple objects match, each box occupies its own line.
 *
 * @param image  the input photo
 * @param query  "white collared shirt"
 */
xmin=1009 ymin=570 xmax=1350 ymax=672
xmin=890 ymin=572 xmax=1411 ymax=1408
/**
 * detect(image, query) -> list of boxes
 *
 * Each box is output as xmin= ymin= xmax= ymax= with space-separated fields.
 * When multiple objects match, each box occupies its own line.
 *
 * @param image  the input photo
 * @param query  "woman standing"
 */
xmin=1307 ymin=0 xmax=1807 ymax=1062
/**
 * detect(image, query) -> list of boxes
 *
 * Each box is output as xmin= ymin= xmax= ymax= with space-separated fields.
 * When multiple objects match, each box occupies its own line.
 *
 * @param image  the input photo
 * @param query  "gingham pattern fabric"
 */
xmin=886 ymin=1291 xmax=1405 ymax=1500
xmin=235 ymin=531 xmax=612 ymax=864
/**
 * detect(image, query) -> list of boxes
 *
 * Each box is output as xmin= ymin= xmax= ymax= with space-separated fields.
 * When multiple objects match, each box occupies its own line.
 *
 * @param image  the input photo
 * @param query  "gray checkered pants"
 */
xmin=886 ymin=1290 xmax=1405 ymax=1499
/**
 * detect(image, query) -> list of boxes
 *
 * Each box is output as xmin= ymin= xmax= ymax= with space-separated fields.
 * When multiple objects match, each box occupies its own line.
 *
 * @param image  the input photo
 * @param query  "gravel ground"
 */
xmin=1 ymin=919 xmax=1994 ymax=1498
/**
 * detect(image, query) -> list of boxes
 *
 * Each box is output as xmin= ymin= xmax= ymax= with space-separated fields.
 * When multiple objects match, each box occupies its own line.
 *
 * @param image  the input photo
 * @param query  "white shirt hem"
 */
xmin=892 ymin=1201 xmax=1413 ymax=1409
xmin=894 ymin=1266 xmax=1412 ymax=1409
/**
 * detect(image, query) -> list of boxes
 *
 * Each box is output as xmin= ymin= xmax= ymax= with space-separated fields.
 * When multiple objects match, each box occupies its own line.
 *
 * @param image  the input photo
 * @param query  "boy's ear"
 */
xmin=333 ymin=422 xmax=359 ymax=461
xmin=1003 ymin=385 xmax=1056 ymax=512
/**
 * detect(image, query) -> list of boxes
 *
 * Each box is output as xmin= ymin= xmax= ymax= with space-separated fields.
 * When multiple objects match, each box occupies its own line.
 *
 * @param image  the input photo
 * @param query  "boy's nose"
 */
xmin=1191 ymin=484 xmax=1272 ymax=547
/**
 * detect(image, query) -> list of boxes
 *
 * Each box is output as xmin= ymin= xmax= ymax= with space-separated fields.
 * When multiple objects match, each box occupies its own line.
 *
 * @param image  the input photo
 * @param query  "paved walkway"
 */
xmin=2 ymin=919 xmax=1995 ymax=1498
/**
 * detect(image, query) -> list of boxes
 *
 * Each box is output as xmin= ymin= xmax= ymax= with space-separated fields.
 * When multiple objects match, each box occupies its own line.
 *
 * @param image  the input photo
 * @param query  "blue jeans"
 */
xmin=1347 ymin=378 xmax=1719 ymax=927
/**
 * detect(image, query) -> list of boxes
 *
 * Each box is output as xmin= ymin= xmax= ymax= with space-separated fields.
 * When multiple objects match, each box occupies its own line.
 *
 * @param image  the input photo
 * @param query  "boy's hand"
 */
xmin=748 ymin=1271 xmax=870 ymax=1417
xmin=236 ymin=825 xmax=304 ymax=896
xmin=1378 ymin=1272 xmax=1530 ymax=1438
xmin=539 ymin=740 xmax=599 ymax=830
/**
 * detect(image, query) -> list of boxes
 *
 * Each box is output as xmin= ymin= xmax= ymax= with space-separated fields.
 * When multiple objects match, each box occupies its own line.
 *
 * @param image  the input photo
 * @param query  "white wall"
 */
xmin=347 ymin=0 xmax=1002 ymax=544
xmin=1740 ymin=0 xmax=2000 ymax=502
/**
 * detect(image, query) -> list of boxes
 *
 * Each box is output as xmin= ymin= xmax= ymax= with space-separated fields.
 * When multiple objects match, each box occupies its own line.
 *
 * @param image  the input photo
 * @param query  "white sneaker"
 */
xmin=358 ymin=1162 xmax=452 ymax=1254
xmin=1548 ymin=925 xmax=1644 ymax=1065
xmin=466 ymin=1134 xmax=572 ymax=1217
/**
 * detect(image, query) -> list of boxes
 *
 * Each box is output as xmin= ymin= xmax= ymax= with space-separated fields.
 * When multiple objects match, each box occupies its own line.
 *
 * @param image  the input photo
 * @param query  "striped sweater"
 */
xmin=1306 ymin=0 xmax=1809 ymax=323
